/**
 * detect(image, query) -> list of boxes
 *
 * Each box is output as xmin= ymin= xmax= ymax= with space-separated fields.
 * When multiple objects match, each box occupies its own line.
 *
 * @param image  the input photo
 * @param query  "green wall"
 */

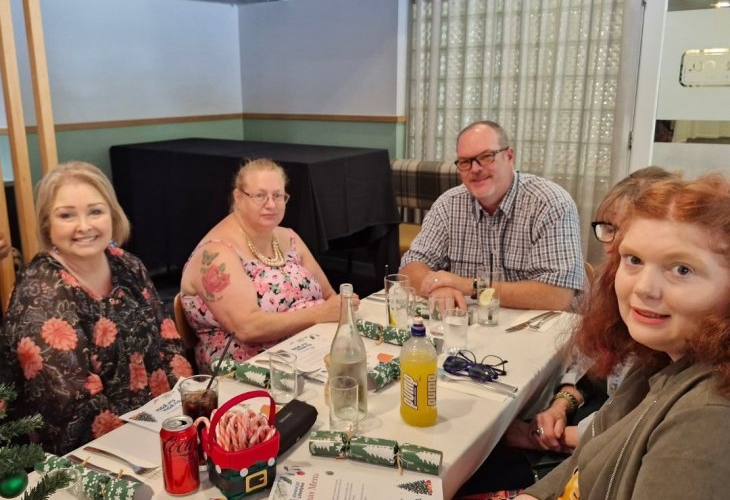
xmin=2 ymin=118 xmax=405 ymax=186
xmin=242 ymin=119 xmax=405 ymax=161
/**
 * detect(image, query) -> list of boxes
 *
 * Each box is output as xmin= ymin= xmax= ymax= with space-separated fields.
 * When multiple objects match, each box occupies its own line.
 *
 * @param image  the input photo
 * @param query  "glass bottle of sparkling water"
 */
xmin=400 ymin=317 xmax=438 ymax=426
xmin=329 ymin=283 xmax=368 ymax=418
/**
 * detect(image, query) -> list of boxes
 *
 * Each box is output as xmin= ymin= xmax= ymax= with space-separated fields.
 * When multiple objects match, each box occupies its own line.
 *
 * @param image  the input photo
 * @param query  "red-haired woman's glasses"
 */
xmin=442 ymin=350 xmax=508 ymax=382
xmin=591 ymin=221 xmax=616 ymax=243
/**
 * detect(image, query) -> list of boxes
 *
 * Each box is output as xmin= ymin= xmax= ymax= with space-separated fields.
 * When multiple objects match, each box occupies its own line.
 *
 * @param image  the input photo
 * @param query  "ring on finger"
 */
xmin=532 ymin=427 xmax=544 ymax=437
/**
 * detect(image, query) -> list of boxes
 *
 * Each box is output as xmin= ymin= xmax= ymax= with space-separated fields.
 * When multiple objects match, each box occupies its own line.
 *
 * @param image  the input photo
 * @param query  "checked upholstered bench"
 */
xmin=390 ymin=159 xmax=461 ymax=256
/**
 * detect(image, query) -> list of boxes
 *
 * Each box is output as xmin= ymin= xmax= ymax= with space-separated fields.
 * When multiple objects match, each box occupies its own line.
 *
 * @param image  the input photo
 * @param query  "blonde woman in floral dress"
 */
xmin=180 ymin=159 xmax=354 ymax=374
xmin=0 ymin=162 xmax=192 ymax=455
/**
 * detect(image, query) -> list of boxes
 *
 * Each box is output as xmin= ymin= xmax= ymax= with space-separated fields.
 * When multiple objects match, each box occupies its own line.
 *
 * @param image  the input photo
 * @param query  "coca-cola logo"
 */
xmin=163 ymin=436 xmax=194 ymax=455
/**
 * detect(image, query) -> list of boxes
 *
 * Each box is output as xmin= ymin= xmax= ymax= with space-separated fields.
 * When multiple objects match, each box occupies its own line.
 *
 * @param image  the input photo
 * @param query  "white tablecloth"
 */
xmin=54 ymin=296 xmax=574 ymax=500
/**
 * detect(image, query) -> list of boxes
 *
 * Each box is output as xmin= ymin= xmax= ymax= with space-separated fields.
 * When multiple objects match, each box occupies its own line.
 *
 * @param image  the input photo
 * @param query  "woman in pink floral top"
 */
xmin=180 ymin=159 xmax=356 ymax=374
xmin=0 ymin=162 xmax=192 ymax=455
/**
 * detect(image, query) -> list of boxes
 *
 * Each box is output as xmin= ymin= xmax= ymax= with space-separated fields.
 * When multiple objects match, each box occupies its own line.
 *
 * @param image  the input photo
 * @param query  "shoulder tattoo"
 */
xmin=200 ymin=249 xmax=231 ymax=301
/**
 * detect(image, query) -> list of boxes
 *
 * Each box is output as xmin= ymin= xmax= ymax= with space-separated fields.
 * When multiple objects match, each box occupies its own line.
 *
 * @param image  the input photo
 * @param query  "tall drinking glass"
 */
xmin=477 ymin=270 xmax=503 ymax=326
xmin=384 ymin=273 xmax=410 ymax=327
xmin=428 ymin=291 xmax=455 ymax=337
xmin=179 ymin=375 xmax=219 ymax=468
xmin=269 ymin=352 xmax=298 ymax=404
xmin=389 ymin=285 xmax=416 ymax=329
xmin=443 ymin=308 xmax=469 ymax=355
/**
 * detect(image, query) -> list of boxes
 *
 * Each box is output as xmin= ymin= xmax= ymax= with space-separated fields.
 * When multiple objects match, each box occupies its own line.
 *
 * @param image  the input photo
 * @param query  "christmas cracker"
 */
xmin=210 ymin=357 xmax=238 ymax=376
xmin=235 ymin=362 xmax=270 ymax=388
xmin=367 ymin=357 xmax=401 ymax=391
xmin=308 ymin=430 xmax=441 ymax=475
xmin=356 ymin=319 xmax=411 ymax=345
xmin=348 ymin=435 xmax=398 ymax=467
xmin=413 ymin=300 xmax=430 ymax=319
xmin=356 ymin=319 xmax=440 ymax=350
xmin=37 ymin=454 xmax=153 ymax=500
xmin=235 ymin=358 xmax=399 ymax=393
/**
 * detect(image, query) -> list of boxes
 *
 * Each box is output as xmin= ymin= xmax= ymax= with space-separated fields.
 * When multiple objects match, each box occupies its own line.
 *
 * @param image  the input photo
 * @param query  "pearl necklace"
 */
xmin=246 ymin=235 xmax=285 ymax=268
xmin=234 ymin=219 xmax=285 ymax=269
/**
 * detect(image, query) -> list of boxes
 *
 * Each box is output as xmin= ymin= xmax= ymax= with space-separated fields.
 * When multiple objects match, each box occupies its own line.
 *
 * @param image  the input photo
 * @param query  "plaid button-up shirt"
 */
xmin=401 ymin=172 xmax=585 ymax=292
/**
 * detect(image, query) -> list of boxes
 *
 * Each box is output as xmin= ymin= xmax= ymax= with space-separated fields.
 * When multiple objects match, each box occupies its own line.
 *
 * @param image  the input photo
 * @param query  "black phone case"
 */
xmin=276 ymin=399 xmax=318 ymax=455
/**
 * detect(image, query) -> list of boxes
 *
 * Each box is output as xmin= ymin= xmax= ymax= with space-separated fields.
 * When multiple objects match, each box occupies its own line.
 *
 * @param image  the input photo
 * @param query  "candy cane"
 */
xmin=204 ymin=406 xmax=276 ymax=452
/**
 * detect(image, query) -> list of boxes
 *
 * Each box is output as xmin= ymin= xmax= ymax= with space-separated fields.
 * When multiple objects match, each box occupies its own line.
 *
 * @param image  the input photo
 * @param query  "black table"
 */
xmin=109 ymin=138 xmax=400 ymax=294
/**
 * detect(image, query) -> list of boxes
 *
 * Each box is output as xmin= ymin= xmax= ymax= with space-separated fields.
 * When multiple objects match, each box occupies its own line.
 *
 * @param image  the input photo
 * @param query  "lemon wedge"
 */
xmin=479 ymin=288 xmax=496 ymax=306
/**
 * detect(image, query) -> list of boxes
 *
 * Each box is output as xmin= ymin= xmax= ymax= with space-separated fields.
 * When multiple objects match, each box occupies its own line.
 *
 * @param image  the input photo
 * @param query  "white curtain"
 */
xmin=407 ymin=0 xmax=631 ymax=263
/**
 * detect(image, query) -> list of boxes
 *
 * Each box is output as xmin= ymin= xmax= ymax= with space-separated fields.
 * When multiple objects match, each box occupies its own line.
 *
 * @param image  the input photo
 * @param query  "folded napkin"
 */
xmin=308 ymin=430 xmax=442 ymax=475
xmin=37 ymin=454 xmax=153 ymax=500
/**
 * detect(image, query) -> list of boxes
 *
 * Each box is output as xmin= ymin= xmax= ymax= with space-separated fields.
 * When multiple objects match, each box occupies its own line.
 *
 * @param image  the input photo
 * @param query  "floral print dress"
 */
xmin=0 ymin=247 xmax=192 ymax=455
xmin=181 ymin=232 xmax=324 ymax=374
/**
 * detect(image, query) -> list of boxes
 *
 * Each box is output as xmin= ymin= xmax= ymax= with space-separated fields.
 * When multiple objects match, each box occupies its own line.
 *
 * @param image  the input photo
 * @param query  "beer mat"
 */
xmin=120 ymin=389 xmax=181 ymax=432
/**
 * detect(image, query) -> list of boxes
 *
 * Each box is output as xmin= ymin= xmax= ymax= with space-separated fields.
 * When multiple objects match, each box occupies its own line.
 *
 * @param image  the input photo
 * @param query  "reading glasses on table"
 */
xmin=442 ymin=350 xmax=508 ymax=383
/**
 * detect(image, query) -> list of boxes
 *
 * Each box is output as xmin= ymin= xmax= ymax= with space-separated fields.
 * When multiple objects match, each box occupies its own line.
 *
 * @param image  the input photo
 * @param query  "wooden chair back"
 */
xmin=173 ymin=292 xmax=199 ymax=373
xmin=173 ymin=292 xmax=197 ymax=350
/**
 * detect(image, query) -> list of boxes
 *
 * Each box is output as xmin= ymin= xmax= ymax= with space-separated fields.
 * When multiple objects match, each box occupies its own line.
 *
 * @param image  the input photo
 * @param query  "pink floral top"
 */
xmin=0 ymin=247 xmax=192 ymax=455
xmin=181 ymin=232 xmax=324 ymax=374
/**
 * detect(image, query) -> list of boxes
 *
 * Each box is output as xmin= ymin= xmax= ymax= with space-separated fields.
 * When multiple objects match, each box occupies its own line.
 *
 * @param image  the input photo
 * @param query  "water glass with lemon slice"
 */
xmin=477 ymin=270 xmax=502 ymax=326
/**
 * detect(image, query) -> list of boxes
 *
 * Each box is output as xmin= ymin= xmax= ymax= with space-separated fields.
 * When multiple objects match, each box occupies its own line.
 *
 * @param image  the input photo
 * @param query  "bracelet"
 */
xmin=551 ymin=391 xmax=580 ymax=415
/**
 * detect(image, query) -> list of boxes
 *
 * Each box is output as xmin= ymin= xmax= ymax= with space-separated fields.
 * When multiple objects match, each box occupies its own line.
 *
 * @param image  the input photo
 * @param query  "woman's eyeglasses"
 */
xmin=240 ymin=190 xmax=290 ymax=205
xmin=591 ymin=221 xmax=616 ymax=243
xmin=442 ymin=350 xmax=508 ymax=382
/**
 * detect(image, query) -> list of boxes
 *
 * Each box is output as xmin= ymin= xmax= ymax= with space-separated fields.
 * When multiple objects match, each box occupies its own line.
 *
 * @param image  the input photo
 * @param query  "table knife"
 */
xmin=504 ymin=311 xmax=560 ymax=332
xmin=65 ymin=454 xmax=142 ymax=483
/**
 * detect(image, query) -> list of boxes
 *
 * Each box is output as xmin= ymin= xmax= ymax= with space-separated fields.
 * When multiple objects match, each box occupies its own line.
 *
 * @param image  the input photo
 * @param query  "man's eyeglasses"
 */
xmin=591 ymin=221 xmax=616 ymax=243
xmin=454 ymin=147 xmax=509 ymax=171
xmin=240 ymin=190 xmax=290 ymax=205
xmin=442 ymin=350 xmax=508 ymax=382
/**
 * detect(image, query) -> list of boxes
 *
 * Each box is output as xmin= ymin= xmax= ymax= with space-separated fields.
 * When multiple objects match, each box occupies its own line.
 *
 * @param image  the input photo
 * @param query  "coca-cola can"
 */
xmin=160 ymin=415 xmax=200 ymax=495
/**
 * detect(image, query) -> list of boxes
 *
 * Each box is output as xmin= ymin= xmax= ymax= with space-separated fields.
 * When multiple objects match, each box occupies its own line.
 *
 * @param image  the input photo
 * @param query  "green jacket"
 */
xmin=524 ymin=357 xmax=730 ymax=499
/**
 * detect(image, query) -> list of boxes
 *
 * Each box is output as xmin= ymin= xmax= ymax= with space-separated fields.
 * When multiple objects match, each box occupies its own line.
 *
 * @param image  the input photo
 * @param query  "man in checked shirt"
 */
xmin=400 ymin=120 xmax=585 ymax=311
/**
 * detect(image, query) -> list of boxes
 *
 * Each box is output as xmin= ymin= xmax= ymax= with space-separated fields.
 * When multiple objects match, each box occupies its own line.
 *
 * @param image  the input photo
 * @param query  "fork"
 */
xmin=83 ymin=446 xmax=160 ymax=475
xmin=528 ymin=311 xmax=562 ymax=330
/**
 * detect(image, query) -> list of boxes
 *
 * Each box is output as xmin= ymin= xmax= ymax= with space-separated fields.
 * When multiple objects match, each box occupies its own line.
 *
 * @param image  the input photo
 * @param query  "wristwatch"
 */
xmin=471 ymin=278 xmax=478 ymax=300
